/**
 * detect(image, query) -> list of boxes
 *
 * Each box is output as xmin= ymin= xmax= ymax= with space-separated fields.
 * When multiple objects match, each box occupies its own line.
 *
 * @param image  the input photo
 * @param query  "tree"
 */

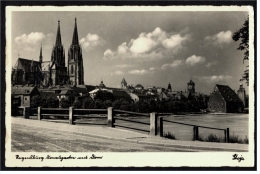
xmin=31 ymin=95 xmax=44 ymax=108
xmin=233 ymin=16 xmax=249 ymax=86
xmin=83 ymin=97 xmax=93 ymax=109
xmin=60 ymin=98 xmax=71 ymax=108
xmin=94 ymin=90 xmax=114 ymax=102
xmin=232 ymin=16 xmax=249 ymax=61
xmin=92 ymin=99 xmax=105 ymax=109
xmin=43 ymin=97 xmax=59 ymax=108
xmin=72 ymin=99 xmax=82 ymax=109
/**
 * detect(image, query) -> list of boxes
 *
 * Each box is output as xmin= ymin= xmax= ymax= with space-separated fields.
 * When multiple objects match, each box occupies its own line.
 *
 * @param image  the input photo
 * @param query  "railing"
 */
xmin=161 ymin=117 xmax=230 ymax=143
xmin=113 ymin=109 xmax=150 ymax=133
xmin=17 ymin=107 xmax=230 ymax=142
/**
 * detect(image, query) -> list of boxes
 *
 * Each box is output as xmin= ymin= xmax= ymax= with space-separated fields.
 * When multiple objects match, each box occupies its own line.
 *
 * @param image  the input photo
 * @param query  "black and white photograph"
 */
xmin=5 ymin=5 xmax=255 ymax=168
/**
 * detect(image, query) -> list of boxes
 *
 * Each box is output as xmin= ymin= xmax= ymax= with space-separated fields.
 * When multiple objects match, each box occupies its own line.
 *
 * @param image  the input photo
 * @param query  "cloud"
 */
xmin=162 ymin=34 xmax=188 ymax=49
xmin=103 ymin=49 xmax=116 ymax=60
xmin=110 ymin=70 xmax=124 ymax=76
xmin=103 ymin=27 xmax=190 ymax=61
xmin=196 ymin=75 xmax=232 ymax=83
xmin=205 ymin=30 xmax=232 ymax=46
xmin=115 ymin=64 xmax=135 ymax=68
xmin=15 ymin=32 xmax=47 ymax=52
xmin=186 ymin=55 xmax=206 ymax=66
xmin=128 ymin=69 xmax=150 ymax=75
xmin=205 ymin=62 xmax=217 ymax=68
xmin=79 ymin=33 xmax=105 ymax=51
xmin=162 ymin=60 xmax=182 ymax=69
xmin=15 ymin=32 xmax=46 ymax=45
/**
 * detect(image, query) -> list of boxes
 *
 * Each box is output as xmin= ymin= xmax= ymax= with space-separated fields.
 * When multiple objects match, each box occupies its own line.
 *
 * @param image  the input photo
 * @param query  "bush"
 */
xmin=95 ymin=90 xmax=114 ymax=101
xmin=229 ymin=134 xmax=248 ymax=144
xmin=92 ymin=99 xmax=105 ymax=109
xmin=163 ymin=131 xmax=177 ymax=140
xmin=83 ymin=97 xmax=93 ymax=109
xmin=31 ymin=95 xmax=44 ymax=108
xmin=72 ymin=99 xmax=82 ymax=109
xmin=60 ymin=98 xmax=71 ymax=108
xmin=205 ymin=134 xmax=223 ymax=143
xmin=45 ymin=97 xmax=59 ymax=108
xmin=244 ymin=136 xmax=249 ymax=144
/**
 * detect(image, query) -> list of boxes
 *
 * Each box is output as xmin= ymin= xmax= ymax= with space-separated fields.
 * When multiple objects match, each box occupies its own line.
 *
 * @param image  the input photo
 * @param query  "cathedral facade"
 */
xmin=11 ymin=18 xmax=84 ymax=87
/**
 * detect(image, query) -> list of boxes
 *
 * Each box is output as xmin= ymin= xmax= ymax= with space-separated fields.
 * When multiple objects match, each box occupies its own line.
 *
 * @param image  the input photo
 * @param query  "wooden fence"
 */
xmin=18 ymin=106 xmax=230 ymax=142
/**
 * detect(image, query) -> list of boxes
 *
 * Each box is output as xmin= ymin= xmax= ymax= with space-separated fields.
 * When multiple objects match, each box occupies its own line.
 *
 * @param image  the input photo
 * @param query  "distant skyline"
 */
xmin=10 ymin=7 xmax=250 ymax=94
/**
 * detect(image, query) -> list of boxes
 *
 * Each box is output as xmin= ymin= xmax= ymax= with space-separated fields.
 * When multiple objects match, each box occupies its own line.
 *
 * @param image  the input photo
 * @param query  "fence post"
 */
xmin=193 ymin=126 xmax=197 ymax=141
xmin=157 ymin=116 xmax=163 ymax=137
xmin=37 ymin=107 xmax=42 ymax=120
xmin=23 ymin=107 xmax=30 ymax=119
xmin=196 ymin=126 xmax=199 ymax=140
xmin=69 ymin=107 xmax=75 ymax=125
xmin=107 ymin=107 xmax=114 ymax=127
xmin=150 ymin=112 xmax=157 ymax=136
xmin=226 ymin=128 xmax=230 ymax=143
xmin=224 ymin=129 xmax=227 ymax=143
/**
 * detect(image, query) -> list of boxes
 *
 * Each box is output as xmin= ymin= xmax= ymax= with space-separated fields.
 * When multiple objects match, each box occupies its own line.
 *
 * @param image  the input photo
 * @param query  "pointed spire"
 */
xmin=31 ymin=59 xmax=34 ymax=72
xmin=72 ymin=18 xmax=79 ymax=45
xmin=55 ymin=20 xmax=62 ymax=46
xmin=39 ymin=43 xmax=43 ymax=63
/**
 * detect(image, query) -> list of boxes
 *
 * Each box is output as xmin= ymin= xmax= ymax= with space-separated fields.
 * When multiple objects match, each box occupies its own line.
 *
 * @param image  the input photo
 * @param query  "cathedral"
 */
xmin=11 ymin=18 xmax=84 ymax=87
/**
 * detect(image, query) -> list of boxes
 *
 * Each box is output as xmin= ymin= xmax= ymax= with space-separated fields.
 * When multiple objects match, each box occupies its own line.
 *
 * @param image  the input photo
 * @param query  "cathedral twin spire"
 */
xmin=72 ymin=18 xmax=79 ymax=46
xmin=54 ymin=18 xmax=79 ymax=47
xmin=55 ymin=20 xmax=62 ymax=47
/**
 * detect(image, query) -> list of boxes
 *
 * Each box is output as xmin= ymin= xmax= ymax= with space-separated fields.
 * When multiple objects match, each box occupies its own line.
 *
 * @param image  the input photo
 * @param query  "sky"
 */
xmin=10 ymin=8 xmax=250 ymax=94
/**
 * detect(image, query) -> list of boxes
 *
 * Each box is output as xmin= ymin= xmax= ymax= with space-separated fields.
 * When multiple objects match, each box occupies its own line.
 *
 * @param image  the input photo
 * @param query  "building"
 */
xmin=11 ymin=85 xmax=40 ymax=107
xmin=237 ymin=84 xmax=248 ymax=108
xmin=121 ymin=78 xmax=127 ymax=89
xmin=12 ymin=58 xmax=42 ymax=86
xmin=68 ymin=18 xmax=84 ymax=85
xmin=135 ymin=84 xmax=144 ymax=91
xmin=167 ymin=83 xmax=172 ymax=92
xmin=11 ymin=18 xmax=84 ymax=87
xmin=128 ymin=92 xmax=153 ymax=102
xmin=208 ymin=84 xmax=244 ymax=113
xmin=187 ymin=80 xmax=195 ymax=95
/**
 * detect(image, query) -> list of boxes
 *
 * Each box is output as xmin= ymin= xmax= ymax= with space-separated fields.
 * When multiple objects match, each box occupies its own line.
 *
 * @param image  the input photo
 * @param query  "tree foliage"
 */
xmin=60 ymin=98 xmax=71 ymax=108
xmin=31 ymin=95 xmax=59 ymax=108
xmin=232 ymin=16 xmax=249 ymax=86
xmin=232 ymin=16 xmax=249 ymax=61
xmin=94 ymin=90 xmax=114 ymax=102
xmin=72 ymin=99 xmax=82 ymax=109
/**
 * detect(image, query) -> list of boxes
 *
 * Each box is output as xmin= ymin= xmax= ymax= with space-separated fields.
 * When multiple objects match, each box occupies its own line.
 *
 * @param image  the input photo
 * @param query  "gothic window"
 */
xmin=71 ymin=65 xmax=74 ymax=74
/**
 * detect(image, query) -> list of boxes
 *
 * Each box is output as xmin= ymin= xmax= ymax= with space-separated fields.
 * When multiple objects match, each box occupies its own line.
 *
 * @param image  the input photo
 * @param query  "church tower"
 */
xmin=121 ymin=78 xmax=127 ymax=89
xmin=187 ymin=80 xmax=195 ymax=94
xmin=237 ymin=84 xmax=246 ymax=107
xmin=167 ymin=82 xmax=172 ymax=92
xmin=39 ymin=43 xmax=43 ymax=64
xmin=51 ymin=20 xmax=65 ymax=67
xmin=68 ymin=18 xmax=84 ymax=85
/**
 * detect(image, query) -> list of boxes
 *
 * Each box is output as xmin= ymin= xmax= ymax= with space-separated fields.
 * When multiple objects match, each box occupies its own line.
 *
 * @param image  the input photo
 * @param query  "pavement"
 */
xmin=11 ymin=117 xmax=248 ymax=152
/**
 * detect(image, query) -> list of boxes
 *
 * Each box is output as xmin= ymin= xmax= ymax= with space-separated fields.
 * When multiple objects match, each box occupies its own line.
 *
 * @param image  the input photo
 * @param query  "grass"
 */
xmin=229 ymin=134 xmax=249 ymax=144
xmin=194 ymin=133 xmax=249 ymax=144
xmin=205 ymin=134 xmax=224 ymax=143
xmin=163 ymin=131 xmax=177 ymax=140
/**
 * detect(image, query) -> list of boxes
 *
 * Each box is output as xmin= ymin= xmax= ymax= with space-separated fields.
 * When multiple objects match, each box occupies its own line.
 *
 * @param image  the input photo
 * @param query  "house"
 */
xmin=11 ymin=85 xmax=40 ymax=107
xmin=135 ymin=84 xmax=144 ymax=91
xmin=128 ymin=92 xmax=152 ymax=102
xmin=112 ymin=90 xmax=132 ymax=101
xmin=237 ymin=84 xmax=248 ymax=108
xmin=208 ymin=84 xmax=244 ymax=113
xmin=59 ymin=88 xmax=79 ymax=101
xmin=89 ymin=88 xmax=112 ymax=99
